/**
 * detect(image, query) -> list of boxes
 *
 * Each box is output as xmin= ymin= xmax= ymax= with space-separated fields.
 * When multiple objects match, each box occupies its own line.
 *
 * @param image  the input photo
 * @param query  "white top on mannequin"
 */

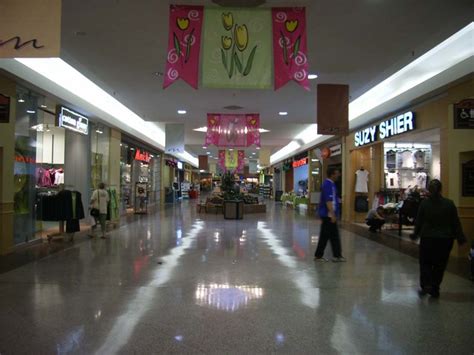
xmin=355 ymin=169 xmax=369 ymax=193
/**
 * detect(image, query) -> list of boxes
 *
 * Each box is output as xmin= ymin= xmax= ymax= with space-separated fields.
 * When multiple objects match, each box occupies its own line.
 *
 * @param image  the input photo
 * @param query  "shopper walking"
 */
xmin=412 ymin=179 xmax=466 ymax=298
xmin=90 ymin=182 xmax=110 ymax=239
xmin=314 ymin=167 xmax=346 ymax=262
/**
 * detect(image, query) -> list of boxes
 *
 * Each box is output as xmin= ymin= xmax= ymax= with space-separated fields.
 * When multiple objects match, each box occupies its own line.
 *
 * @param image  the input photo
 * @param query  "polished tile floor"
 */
xmin=0 ymin=202 xmax=473 ymax=354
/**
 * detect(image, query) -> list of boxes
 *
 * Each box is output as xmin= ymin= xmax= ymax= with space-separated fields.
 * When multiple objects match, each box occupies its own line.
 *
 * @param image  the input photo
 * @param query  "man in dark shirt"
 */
xmin=412 ymin=179 xmax=465 ymax=297
xmin=314 ymin=167 xmax=346 ymax=262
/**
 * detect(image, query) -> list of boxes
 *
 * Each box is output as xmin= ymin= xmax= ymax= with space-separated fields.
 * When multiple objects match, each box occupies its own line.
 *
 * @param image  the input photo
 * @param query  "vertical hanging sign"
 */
xmin=272 ymin=7 xmax=309 ymax=91
xmin=163 ymin=5 xmax=204 ymax=89
xmin=165 ymin=124 xmax=185 ymax=153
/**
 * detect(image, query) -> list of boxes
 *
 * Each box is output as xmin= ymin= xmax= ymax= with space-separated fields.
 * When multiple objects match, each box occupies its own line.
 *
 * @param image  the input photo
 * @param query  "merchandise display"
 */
xmin=355 ymin=168 xmax=369 ymax=193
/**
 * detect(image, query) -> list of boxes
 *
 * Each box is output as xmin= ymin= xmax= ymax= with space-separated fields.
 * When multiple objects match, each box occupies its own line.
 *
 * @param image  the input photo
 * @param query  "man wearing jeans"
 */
xmin=314 ymin=167 xmax=346 ymax=262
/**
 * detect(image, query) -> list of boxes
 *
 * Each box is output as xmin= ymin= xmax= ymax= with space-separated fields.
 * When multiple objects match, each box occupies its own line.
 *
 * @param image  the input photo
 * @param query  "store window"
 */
xmin=14 ymin=88 xmax=66 ymax=244
xmin=309 ymin=149 xmax=322 ymax=192
xmin=120 ymin=140 xmax=161 ymax=213
xmin=90 ymin=122 xmax=110 ymax=189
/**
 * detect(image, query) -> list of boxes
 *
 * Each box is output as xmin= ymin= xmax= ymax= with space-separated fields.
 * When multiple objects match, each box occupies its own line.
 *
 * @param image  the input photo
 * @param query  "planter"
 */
xmin=243 ymin=204 xmax=266 ymax=214
xmin=223 ymin=200 xmax=244 ymax=219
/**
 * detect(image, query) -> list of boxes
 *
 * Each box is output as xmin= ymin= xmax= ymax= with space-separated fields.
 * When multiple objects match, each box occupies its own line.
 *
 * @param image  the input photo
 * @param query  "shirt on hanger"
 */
xmin=414 ymin=150 xmax=426 ymax=169
xmin=55 ymin=172 xmax=64 ymax=185
xmin=416 ymin=172 xmax=428 ymax=188
xmin=386 ymin=172 xmax=399 ymax=189
xmin=355 ymin=169 xmax=369 ymax=193
xmin=399 ymin=150 xmax=415 ymax=169
xmin=386 ymin=150 xmax=397 ymax=170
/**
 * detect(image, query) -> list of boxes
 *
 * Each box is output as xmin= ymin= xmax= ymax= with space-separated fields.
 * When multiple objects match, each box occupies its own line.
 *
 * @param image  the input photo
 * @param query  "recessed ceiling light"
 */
xmin=229 ymin=148 xmax=234 ymax=151
xmin=202 ymin=146 xmax=207 ymax=149
xmin=278 ymin=111 xmax=288 ymax=116
xmin=206 ymin=152 xmax=211 ymax=155
xmin=252 ymin=152 xmax=256 ymax=155
xmin=259 ymin=128 xmax=270 ymax=133
xmin=177 ymin=110 xmax=187 ymax=115
xmin=40 ymin=104 xmax=47 ymax=108
xmin=256 ymin=147 xmax=261 ymax=150
xmin=153 ymin=71 xmax=163 ymax=77
xmin=18 ymin=98 xmax=25 ymax=103
xmin=26 ymin=110 xmax=36 ymax=114
xmin=194 ymin=127 xmax=208 ymax=132
xmin=96 ymin=129 xmax=103 ymax=134
xmin=308 ymin=74 xmax=318 ymax=80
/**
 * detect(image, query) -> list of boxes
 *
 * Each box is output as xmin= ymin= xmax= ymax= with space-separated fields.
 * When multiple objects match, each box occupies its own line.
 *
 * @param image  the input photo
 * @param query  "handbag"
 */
xmin=90 ymin=189 xmax=101 ymax=217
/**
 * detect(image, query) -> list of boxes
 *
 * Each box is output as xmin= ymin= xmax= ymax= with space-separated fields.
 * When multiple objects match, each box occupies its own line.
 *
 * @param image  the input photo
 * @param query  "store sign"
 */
xmin=165 ymin=159 xmax=178 ymax=168
xmin=454 ymin=99 xmax=474 ymax=129
xmin=0 ymin=94 xmax=10 ymax=123
xmin=329 ymin=144 xmax=342 ymax=156
xmin=292 ymin=157 xmax=308 ymax=168
xmin=135 ymin=149 xmax=151 ymax=163
xmin=57 ymin=106 xmax=89 ymax=135
xmin=355 ymin=111 xmax=415 ymax=147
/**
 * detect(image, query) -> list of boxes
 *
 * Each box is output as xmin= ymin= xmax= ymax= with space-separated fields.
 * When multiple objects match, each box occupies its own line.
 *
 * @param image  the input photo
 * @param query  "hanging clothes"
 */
xmin=355 ymin=169 xmax=369 ymax=193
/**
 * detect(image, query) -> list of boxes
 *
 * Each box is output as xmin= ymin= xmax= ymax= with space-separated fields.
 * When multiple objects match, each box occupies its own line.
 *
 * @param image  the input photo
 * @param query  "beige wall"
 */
xmin=0 ymin=76 xmax=16 ymax=254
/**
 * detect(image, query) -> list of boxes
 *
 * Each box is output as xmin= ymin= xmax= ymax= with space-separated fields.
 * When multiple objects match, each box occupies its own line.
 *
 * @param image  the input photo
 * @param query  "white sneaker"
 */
xmin=314 ymin=257 xmax=329 ymax=262
xmin=332 ymin=257 xmax=347 ymax=262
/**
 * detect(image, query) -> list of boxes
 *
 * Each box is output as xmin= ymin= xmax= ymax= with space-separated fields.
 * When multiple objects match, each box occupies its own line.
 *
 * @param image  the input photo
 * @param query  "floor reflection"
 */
xmin=195 ymin=283 xmax=264 ymax=312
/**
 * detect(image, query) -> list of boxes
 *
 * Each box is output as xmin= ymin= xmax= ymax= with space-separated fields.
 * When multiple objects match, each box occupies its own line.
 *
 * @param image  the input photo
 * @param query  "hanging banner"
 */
xmin=0 ymin=0 xmax=61 ymax=58
xmin=272 ymin=7 xmax=309 ymax=91
xmin=317 ymin=84 xmax=349 ymax=135
xmin=205 ymin=113 xmax=260 ymax=147
xmin=225 ymin=150 xmax=238 ymax=169
xmin=163 ymin=5 xmax=204 ymax=89
xmin=218 ymin=150 xmax=245 ymax=173
xmin=209 ymin=162 xmax=217 ymax=174
xmin=198 ymin=155 xmax=208 ymax=170
xmin=202 ymin=8 xmax=272 ymax=89
xmin=165 ymin=124 xmax=185 ymax=153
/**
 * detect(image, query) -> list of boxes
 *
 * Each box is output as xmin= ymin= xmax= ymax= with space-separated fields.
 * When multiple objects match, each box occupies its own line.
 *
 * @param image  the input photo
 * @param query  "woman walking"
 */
xmin=413 ymin=179 xmax=466 ymax=298
xmin=90 ymin=182 xmax=110 ymax=239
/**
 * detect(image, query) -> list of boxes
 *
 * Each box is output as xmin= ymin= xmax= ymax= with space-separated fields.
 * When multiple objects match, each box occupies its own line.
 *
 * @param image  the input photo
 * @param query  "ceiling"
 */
xmin=58 ymin=0 xmax=472 ymax=160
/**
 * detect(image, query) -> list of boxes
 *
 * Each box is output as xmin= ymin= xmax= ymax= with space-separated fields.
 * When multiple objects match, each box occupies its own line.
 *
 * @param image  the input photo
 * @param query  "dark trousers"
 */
xmin=419 ymin=238 xmax=454 ymax=291
xmin=315 ymin=217 xmax=342 ymax=258
xmin=366 ymin=218 xmax=385 ymax=231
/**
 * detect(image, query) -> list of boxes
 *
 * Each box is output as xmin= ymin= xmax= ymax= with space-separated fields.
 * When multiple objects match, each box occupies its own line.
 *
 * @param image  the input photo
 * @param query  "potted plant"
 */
xmin=221 ymin=172 xmax=244 ymax=219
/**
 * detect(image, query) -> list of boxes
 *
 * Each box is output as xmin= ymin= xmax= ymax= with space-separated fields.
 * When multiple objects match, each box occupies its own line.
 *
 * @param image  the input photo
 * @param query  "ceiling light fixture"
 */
xmin=308 ymin=74 xmax=318 ymax=80
xmin=18 ymin=98 xmax=25 ymax=103
xmin=278 ymin=111 xmax=288 ymax=116
xmin=206 ymin=152 xmax=211 ymax=155
xmin=26 ymin=110 xmax=36 ymax=114
xmin=40 ymin=104 xmax=47 ymax=108
xmin=177 ymin=110 xmax=187 ymax=115
xmin=256 ymin=147 xmax=260 ymax=150
xmin=96 ymin=129 xmax=103 ymax=134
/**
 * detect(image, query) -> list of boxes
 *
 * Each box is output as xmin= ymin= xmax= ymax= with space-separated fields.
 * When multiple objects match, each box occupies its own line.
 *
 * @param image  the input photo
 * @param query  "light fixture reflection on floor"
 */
xmin=195 ymin=283 xmax=264 ymax=312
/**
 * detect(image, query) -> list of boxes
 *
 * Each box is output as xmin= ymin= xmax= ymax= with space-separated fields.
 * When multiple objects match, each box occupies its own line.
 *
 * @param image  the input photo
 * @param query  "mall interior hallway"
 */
xmin=0 ymin=201 xmax=473 ymax=354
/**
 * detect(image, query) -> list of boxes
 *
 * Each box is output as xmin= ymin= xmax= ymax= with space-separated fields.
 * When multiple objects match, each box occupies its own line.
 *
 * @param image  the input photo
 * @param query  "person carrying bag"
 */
xmin=89 ymin=182 xmax=110 ymax=239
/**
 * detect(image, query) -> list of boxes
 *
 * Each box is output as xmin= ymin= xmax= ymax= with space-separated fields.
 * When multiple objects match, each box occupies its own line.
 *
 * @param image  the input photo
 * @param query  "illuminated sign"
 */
xmin=57 ymin=106 xmax=89 ymax=135
xmin=354 ymin=111 xmax=415 ymax=147
xmin=134 ymin=149 xmax=151 ymax=163
xmin=292 ymin=157 xmax=308 ymax=168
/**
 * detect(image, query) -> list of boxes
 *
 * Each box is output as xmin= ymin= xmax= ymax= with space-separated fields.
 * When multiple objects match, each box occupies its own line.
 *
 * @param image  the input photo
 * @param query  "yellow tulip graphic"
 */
xmin=235 ymin=25 xmax=248 ymax=52
xmin=285 ymin=20 xmax=298 ymax=33
xmin=176 ymin=17 xmax=190 ymax=31
xmin=222 ymin=36 xmax=232 ymax=50
xmin=222 ymin=12 xmax=234 ymax=31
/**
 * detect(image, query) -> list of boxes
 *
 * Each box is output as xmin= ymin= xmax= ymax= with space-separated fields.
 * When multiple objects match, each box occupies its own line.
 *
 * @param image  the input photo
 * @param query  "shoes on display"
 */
xmin=314 ymin=257 xmax=329 ymax=262
xmin=332 ymin=257 xmax=347 ymax=262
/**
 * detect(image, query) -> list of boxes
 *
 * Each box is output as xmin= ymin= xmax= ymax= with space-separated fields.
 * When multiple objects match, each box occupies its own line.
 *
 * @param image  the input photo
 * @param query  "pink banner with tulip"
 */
xmin=272 ymin=7 xmax=309 ymax=91
xmin=163 ymin=5 xmax=203 ymax=89
xmin=218 ymin=150 xmax=245 ymax=173
xmin=205 ymin=113 xmax=260 ymax=148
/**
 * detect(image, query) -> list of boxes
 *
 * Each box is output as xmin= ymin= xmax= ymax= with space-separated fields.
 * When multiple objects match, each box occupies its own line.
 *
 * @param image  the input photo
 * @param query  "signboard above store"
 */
xmin=354 ymin=111 xmax=415 ymax=147
xmin=57 ymin=106 xmax=89 ymax=135
xmin=292 ymin=157 xmax=308 ymax=168
xmin=135 ymin=149 xmax=151 ymax=163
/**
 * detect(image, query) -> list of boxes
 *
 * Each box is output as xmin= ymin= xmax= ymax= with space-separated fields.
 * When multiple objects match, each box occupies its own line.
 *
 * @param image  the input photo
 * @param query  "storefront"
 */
xmin=343 ymin=78 xmax=473 ymax=256
xmin=13 ymin=86 xmax=95 ymax=244
xmin=120 ymin=136 xmax=162 ymax=213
